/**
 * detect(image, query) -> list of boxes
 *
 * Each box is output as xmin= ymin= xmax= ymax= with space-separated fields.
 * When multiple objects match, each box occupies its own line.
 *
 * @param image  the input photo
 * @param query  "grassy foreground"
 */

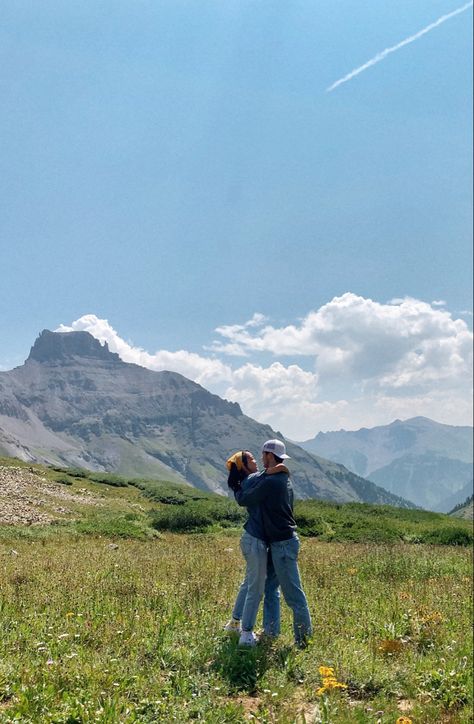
xmin=0 ymin=532 xmax=472 ymax=723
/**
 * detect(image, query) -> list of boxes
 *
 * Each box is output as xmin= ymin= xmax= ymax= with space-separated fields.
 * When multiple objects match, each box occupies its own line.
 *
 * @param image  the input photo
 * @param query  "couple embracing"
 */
xmin=225 ymin=439 xmax=312 ymax=648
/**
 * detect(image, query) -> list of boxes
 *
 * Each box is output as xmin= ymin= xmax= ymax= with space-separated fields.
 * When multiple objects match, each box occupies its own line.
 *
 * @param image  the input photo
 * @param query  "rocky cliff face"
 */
xmin=27 ymin=329 xmax=122 ymax=364
xmin=0 ymin=330 xmax=414 ymax=506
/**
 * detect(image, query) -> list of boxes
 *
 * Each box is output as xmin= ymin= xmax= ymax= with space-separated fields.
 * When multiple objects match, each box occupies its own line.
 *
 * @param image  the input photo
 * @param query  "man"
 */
xmin=234 ymin=439 xmax=313 ymax=648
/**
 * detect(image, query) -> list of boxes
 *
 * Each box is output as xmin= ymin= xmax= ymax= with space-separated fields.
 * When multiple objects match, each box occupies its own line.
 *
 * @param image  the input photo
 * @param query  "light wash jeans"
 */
xmin=232 ymin=531 xmax=281 ymax=634
xmin=270 ymin=534 xmax=312 ymax=646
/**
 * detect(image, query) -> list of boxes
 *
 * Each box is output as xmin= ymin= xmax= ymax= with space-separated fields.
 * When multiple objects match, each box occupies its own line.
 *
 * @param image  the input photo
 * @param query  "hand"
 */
xmin=266 ymin=463 xmax=289 ymax=475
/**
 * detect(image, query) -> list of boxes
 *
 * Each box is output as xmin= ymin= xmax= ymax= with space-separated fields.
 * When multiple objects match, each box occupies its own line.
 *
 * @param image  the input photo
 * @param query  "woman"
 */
xmin=224 ymin=450 xmax=287 ymax=646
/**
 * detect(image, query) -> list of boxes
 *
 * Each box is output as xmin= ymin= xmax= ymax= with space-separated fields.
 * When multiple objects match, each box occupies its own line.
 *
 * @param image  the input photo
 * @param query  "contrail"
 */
xmin=327 ymin=1 xmax=473 ymax=92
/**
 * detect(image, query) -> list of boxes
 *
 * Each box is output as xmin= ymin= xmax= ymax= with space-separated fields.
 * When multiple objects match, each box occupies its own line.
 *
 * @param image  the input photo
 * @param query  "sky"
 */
xmin=1 ymin=1 xmax=472 ymax=440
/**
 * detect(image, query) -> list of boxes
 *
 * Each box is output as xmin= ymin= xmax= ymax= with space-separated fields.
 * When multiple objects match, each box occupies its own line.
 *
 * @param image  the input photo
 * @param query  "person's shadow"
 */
xmin=212 ymin=635 xmax=294 ymax=693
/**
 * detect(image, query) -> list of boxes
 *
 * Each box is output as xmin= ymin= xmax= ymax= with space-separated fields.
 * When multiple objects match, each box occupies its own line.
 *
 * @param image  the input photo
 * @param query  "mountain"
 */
xmin=0 ymin=329 xmax=414 ymax=507
xmin=449 ymin=493 xmax=474 ymax=520
xmin=298 ymin=417 xmax=473 ymax=511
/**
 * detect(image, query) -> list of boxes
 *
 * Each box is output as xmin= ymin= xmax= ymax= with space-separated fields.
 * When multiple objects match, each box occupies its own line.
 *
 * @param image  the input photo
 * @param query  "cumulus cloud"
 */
xmin=211 ymin=293 xmax=473 ymax=393
xmin=223 ymin=362 xmax=319 ymax=428
xmin=57 ymin=294 xmax=473 ymax=439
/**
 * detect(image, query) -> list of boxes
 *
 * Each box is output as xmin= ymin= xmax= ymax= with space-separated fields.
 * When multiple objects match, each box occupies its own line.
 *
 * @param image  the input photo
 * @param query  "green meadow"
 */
xmin=0 ymin=459 xmax=472 ymax=722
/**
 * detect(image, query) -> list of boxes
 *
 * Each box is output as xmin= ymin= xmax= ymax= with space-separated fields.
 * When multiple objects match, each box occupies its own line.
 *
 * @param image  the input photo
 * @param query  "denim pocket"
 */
xmin=240 ymin=531 xmax=260 ymax=557
xmin=282 ymin=536 xmax=299 ymax=561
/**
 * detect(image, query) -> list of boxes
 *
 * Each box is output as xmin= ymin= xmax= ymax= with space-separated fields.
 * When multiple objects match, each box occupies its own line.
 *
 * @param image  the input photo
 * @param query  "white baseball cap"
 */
xmin=262 ymin=439 xmax=290 ymax=459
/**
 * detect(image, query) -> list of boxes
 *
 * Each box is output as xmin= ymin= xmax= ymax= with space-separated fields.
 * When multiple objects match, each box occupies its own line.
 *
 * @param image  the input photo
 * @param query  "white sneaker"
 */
xmin=224 ymin=618 xmax=241 ymax=634
xmin=238 ymin=630 xmax=258 ymax=647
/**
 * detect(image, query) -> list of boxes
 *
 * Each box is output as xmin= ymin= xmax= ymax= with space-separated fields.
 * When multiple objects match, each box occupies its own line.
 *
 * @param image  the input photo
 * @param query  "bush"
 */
xmin=86 ymin=473 xmax=129 ymax=488
xmin=53 ymin=476 xmax=73 ymax=486
xmin=50 ymin=466 xmax=88 ymax=478
xmin=150 ymin=507 xmax=214 ymax=533
xmin=424 ymin=527 xmax=473 ymax=546
xmin=150 ymin=499 xmax=245 ymax=533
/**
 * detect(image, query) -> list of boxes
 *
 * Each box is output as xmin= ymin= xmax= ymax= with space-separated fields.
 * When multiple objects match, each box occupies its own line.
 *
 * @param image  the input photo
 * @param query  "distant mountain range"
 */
xmin=298 ymin=418 xmax=473 ymax=512
xmin=0 ymin=330 xmax=413 ymax=507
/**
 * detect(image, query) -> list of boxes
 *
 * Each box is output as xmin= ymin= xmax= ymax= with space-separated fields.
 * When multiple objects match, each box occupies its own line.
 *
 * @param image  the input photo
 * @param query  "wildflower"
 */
xmin=347 ymin=567 xmax=357 ymax=575
xmin=318 ymin=666 xmax=335 ymax=677
xmin=322 ymin=678 xmax=347 ymax=690
xmin=316 ymin=666 xmax=347 ymax=695
xmin=396 ymin=717 xmax=412 ymax=724
xmin=65 ymin=612 xmax=74 ymax=618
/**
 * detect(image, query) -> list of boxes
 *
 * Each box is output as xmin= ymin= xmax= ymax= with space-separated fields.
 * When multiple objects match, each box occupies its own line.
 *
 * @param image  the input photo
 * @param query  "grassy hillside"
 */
xmin=0 ymin=457 xmax=471 ymax=546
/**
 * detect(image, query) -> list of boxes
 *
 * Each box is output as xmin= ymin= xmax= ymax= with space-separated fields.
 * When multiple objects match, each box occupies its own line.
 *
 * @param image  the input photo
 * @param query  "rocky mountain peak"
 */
xmin=27 ymin=330 xmax=122 ymax=364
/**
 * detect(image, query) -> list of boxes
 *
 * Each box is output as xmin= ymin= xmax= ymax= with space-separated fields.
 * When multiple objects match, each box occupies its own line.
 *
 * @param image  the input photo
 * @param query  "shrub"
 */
xmin=150 ymin=507 xmax=214 ymax=533
xmin=53 ymin=476 xmax=73 ymax=486
xmin=86 ymin=473 xmax=129 ymax=488
xmin=150 ymin=499 xmax=245 ymax=533
xmin=424 ymin=527 xmax=473 ymax=546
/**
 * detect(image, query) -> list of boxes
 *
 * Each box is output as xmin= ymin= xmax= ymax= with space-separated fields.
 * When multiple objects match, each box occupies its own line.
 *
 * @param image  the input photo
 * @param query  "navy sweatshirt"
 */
xmin=235 ymin=471 xmax=296 ymax=542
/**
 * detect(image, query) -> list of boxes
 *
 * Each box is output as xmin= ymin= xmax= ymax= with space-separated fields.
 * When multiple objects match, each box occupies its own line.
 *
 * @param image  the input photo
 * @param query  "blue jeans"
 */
xmin=232 ymin=532 xmax=281 ymax=634
xmin=270 ymin=535 xmax=312 ymax=646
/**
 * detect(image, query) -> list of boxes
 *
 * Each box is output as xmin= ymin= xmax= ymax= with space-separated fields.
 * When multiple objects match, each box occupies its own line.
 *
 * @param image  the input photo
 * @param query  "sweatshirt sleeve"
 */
xmin=234 ymin=472 xmax=274 ymax=507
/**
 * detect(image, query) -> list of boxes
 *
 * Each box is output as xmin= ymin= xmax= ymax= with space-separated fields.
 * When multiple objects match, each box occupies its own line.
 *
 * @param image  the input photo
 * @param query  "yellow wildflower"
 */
xmin=347 ymin=567 xmax=357 ymax=575
xmin=323 ymin=678 xmax=347 ymax=689
xmin=317 ymin=666 xmax=348 ymax=696
xmin=396 ymin=717 xmax=412 ymax=724
xmin=318 ymin=666 xmax=335 ymax=677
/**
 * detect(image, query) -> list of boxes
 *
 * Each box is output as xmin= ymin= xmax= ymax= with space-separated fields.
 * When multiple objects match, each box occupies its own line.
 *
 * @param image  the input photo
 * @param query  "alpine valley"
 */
xmin=0 ymin=330 xmax=414 ymax=507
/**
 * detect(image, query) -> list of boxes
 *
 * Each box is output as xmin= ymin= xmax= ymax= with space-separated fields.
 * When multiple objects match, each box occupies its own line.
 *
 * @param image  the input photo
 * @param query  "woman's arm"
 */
xmin=265 ymin=463 xmax=289 ymax=475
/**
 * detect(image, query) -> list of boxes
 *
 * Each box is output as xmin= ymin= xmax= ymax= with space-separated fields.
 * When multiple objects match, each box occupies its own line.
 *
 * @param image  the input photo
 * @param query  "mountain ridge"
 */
xmin=298 ymin=417 xmax=473 ymax=511
xmin=0 ymin=330 xmax=414 ymax=508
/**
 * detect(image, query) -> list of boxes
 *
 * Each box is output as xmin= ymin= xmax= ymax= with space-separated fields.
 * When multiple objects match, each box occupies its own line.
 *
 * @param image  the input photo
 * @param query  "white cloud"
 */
xmin=57 ymin=294 xmax=473 ymax=439
xmin=56 ymin=315 xmax=233 ymax=388
xmin=223 ymin=362 xmax=319 ymax=431
xmin=211 ymin=293 xmax=472 ymax=393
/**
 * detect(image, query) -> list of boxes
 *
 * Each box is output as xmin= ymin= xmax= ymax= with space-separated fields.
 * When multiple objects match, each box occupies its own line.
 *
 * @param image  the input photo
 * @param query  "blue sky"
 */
xmin=1 ymin=1 xmax=472 ymax=438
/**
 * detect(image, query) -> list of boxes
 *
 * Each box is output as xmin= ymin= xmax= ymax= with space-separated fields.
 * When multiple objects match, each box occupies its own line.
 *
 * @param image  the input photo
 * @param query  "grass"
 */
xmin=0 ymin=533 xmax=472 ymax=723
xmin=0 ymin=457 xmax=472 ymax=721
